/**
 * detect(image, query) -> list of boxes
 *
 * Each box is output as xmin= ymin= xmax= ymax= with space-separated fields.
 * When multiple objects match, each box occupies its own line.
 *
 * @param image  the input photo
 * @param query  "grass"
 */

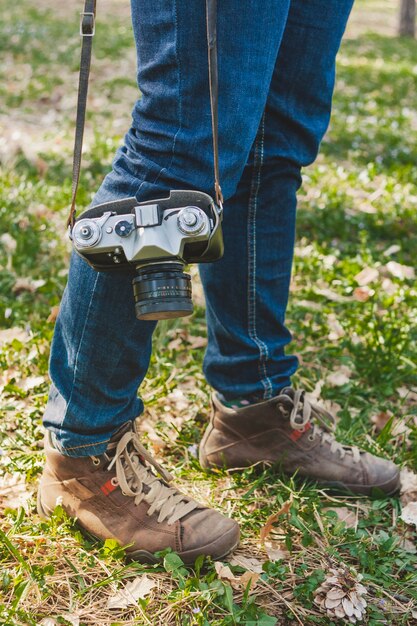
xmin=1 ymin=0 xmax=417 ymax=624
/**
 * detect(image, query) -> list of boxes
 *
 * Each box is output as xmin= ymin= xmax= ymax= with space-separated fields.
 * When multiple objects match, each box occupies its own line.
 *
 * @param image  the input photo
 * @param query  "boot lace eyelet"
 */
xmin=92 ymin=457 xmax=100 ymax=466
xmin=110 ymin=477 xmax=118 ymax=486
xmin=308 ymin=435 xmax=315 ymax=442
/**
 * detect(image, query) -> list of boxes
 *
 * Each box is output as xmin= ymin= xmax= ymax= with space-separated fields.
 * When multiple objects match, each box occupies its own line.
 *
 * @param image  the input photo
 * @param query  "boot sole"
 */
xmin=199 ymin=449 xmax=401 ymax=498
xmin=37 ymin=490 xmax=240 ymax=566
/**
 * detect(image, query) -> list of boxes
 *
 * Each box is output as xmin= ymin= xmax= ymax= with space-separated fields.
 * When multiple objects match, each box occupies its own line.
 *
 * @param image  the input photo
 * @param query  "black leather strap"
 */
xmin=206 ymin=0 xmax=223 ymax=208
xmin=67 ymin=0 xmax=96 ymax=228
xmin=67 ymin=0 xmax=221 ymax=228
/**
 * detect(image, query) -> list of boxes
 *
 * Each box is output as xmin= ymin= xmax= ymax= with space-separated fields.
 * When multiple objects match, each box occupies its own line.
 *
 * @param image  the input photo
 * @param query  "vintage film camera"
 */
xmin=71 ymin=190 xmax=223 ymax=320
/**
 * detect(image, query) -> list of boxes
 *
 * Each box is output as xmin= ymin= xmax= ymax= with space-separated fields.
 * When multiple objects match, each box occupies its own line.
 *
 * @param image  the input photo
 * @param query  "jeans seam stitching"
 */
xmin=59 ymin=438 xmax=111 ymax=451
xmin=135 ymin=0 xmax=182 ymax=196
xmin=58 ymin=271 xmax=100 ymax=442
xmin=247 ymin=112 xmax=273 ymax=400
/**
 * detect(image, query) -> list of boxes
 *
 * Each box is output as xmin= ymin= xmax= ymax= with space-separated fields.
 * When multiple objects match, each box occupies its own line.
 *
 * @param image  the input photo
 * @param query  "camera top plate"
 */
xmin=73 ymin=190 xmax=224 ymax=272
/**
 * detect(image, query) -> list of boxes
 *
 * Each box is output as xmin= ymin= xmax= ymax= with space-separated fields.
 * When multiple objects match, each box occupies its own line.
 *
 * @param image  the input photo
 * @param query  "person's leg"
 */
xmin=40 ymin=0 xmax=298 ymax=563
xmin=44 ymin=0 xmax=291 ymax=455
xmin=200 ymin=0 xmax=354 ymax=401
xmin=199 ymin=0 xmax=400 ymax=496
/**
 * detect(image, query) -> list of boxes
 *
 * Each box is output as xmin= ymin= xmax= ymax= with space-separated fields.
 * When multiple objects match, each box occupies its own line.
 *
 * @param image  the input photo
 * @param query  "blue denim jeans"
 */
xmin=44 ymin=0 xmax=354 ymax=456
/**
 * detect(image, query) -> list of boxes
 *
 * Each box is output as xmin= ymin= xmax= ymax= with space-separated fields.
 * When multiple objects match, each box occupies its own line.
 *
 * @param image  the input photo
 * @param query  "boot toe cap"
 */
xmin=364 ymin=455 xmax=400 ymax=496
xmin=180 ymin=509 xmax=240 ymax=562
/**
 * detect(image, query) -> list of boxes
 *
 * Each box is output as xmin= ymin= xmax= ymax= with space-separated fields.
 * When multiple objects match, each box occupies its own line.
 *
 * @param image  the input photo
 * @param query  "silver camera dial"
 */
xmin=177 ymin=206 xmax=206 ymax=235
xmin=72 ymin=219 xmax=102 ymax=248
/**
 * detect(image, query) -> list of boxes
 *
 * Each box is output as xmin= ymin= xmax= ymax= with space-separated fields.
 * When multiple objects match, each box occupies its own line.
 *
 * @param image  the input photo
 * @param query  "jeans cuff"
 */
xmin=50 ymin=431 xmax=111 ymax=458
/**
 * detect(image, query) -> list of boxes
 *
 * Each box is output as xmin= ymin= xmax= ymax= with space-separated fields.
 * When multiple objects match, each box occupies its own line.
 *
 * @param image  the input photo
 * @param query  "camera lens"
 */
xmin=132 ymin=263 xmax=193 ymax=321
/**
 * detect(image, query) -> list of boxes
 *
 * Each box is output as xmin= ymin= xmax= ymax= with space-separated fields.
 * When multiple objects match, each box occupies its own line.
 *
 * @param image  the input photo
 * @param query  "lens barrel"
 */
xmin=132 ymin=263 xmax=193 ymax=321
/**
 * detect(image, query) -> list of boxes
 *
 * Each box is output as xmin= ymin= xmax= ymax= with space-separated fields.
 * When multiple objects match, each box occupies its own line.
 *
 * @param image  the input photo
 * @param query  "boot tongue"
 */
xmin=109 ymin=421 xmax=134 ymax=443
xmin=100 ymin=421 xmax=135 ymax=465
xmin=280 ymin=387 xmax=295 ymax=399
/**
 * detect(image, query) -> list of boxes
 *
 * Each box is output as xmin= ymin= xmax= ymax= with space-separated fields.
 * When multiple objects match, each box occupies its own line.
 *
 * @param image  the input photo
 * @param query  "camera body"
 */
xmin=71 ymin=190 xmax=223 ymax=320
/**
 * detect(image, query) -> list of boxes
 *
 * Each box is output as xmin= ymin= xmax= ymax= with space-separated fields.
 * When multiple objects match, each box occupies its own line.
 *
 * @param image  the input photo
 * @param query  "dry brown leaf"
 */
xmin=353 ymin=286 xmax=373 ymax=302
xmin=354 ymin=266 xmax=379 ymax=286
xmin=0 ymin=233 xmax=17 ymax=253
xmin=399 ymin=537 xmax=417 ymax=554
xmin=326 ymin=366 xmax=352 ymax=387
xmin=371 ymin=410 xmax=393 ymax=432
xmin=391 ymin=418 xmax=412 ymax=439
xmin=215 ymin=562 xmax=236 ymax=582
xmin=314 ymin=287 xmax=351 ymax=303
xmin=107 ymin=575 xmax=157 ymax=609
xmin=264 ymin=539 xmax=290 ymax=561
xmin=383 ymin=244 xmax=401 ymax=257
xmin=187 ymin=335 xmax=207 ymax=349
xmin=398 ymin=387 xmax=417 ymax=404
xmin=47 ymin=305 xmax=60 ymax=324
xmin=324 ymin=507 xmax=357 ymax=529
xmin=12 ymin=277 xmax=46 ymax=294
xmin=166 ymin=388 xmax=188 ymax=411
xmin=21 ymin=375 xmax=46 ymax=391
xmin=400 ymin=502 xmax=417 ymax=528
xmin=260 ymin=495 xmax=293 ymax=543
xmin=229 ymin=554 xmax=263 ymax=573
xmin=215 ymin=562 xmax=259 ymax=592
xmin=167 ymin=337 xmax=184 ymax=351
xmin=239 ymin=571 xmax=260 ymax=591
xmin=385 ymin=261 xmax=415 ymax=281
xmin=40 ymin=620 xmax=56 ymax=626
xmin=0 ymin=474 xmax=32 ymax=511
xmin=0 ymin=327 xmax=29 ymax=346
xmin=327 ymin=314 xmax=345 ymax=341
xmin=380 ymin=277 xmax=397 ymax=296
xmin=400 ymin=468 xmax=417 ymax=506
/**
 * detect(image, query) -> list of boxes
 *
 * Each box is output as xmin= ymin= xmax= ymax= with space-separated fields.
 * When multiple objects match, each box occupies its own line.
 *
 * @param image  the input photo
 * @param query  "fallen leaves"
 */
xmin=263 ymin=541 xmax=291 ymax=562
xmin=40 ymin=615 xmax=79 ymax=626
xmin=12 ymin=277 xmax=46 ymax=294
xmin=167 ymin=329 xmax=207 ymax=351
xmin=107 ymin=575 xmax=157 ymax=609
xmin=260 ymin=496 xmax=293 ymax=562
xmin=47 ymin=305 xmax=60 ymax=324
xmin=324 ymin=507 xmax=357 ymax=529
xmin=0 ymin=473 xmax=32 ymax=512
xmin=353 ymin=286 xmax=373 ymax=302
xmin=215 ymin=562 xmax=260 ymax=592
xmin=385 ymin=261 xmax=415 ymax=281
xmin=354 ymin=266 xmax=379 ymax=286
xmin=327 ymin=313 xmax=345 ymax=341
xmin=326 ymin=366 xmax=353 ymax=387
xmin=260 ymin=497 xmax=293 ymax=543
xmin=400 ymin=502 xmax=417 ymax=528
xmin=0 ymin=327 xmax=29 ymax=346
xmin=229 ymin=554 xmax=264 ymax=574
xmin=400 ymin=468 xmax=417 ymax=506
xmin=371 ymin=410 xmax=393 ymax=432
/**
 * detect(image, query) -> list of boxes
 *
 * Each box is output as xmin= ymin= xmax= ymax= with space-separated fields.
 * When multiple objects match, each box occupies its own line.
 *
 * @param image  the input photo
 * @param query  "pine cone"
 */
xmin=313 ymin=567 xmax=367 ymax=623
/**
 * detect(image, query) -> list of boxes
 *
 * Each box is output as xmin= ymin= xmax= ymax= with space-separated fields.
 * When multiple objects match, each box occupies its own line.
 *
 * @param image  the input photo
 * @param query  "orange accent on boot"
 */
xmin=100 ymin=478 xmax=118 ymax=496
xmin=289 ymin=421 xmax=311 ymax=442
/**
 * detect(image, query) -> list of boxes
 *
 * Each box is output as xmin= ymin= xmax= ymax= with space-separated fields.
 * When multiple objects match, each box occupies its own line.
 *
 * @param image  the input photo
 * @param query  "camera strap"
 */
xmin=67 ymin=0 xmax=222 ymax=229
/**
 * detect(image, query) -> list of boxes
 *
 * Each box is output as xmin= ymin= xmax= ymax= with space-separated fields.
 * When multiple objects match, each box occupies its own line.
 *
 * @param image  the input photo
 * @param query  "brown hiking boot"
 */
xmin=38 ymin=421 xmax=240 ymax=564
xmin=199 ymin=388 xmax=400 ymax=497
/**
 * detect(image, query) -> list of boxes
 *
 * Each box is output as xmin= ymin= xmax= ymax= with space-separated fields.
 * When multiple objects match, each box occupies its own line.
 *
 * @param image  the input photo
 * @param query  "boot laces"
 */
xmin=278 ymin=389 xmax=361 ymax=463
xmin=105 ymin=429 xmax=199 ymax=525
